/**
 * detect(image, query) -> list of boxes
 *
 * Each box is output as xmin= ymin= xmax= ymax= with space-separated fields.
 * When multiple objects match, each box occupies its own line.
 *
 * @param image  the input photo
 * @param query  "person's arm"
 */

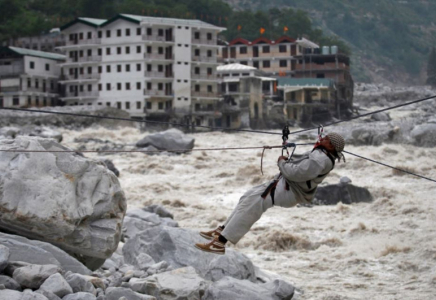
xmin=277 ymin=153 xmax=328 ymax=182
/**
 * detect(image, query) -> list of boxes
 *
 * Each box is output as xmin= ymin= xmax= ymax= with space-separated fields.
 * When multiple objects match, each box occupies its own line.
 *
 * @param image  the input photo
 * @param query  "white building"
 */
xmin=58 ymin=14 xmax=225 ymax=126
xmin=0 ymin=46 xmax=65 ymax=108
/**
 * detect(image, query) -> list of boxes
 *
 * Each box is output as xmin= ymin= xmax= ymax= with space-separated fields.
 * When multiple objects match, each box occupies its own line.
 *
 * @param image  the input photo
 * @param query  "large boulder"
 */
xmin=0 ymin=232 xmax=91 ymax=275
xmin=410 ymin=123 xmax=436 ymax=147
xmin=202 ymin=276 xmax=294 ymax=300
xmin=128 ymin=266 xmax=209 ymax=300
xmin=123 ymin=226 xmax=256 ymax=282
xmin=0 ymin=137 xmax=127 ymax=270
xmin=314 ymin=181 xmax=373 ymax=205
xmin=0 ymin=244 xmax=9 ymax=273
xmin=136 ymin=129 xmax=194 ymax=152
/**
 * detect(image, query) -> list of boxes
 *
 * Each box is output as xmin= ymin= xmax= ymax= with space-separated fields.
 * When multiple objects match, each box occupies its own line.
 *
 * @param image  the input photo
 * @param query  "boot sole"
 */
xmin=194 ymin=244 xmax=225 ymax=255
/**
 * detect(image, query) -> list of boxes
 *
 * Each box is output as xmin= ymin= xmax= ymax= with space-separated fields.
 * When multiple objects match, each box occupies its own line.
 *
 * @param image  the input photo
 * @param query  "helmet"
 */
xmin=326 ymin=132 xmax=345 ymax=162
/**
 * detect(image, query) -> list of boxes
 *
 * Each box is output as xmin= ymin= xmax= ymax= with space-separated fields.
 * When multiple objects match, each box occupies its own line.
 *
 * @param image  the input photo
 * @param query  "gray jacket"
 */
xmin=277 ymin=148 xmax=334 ymax=203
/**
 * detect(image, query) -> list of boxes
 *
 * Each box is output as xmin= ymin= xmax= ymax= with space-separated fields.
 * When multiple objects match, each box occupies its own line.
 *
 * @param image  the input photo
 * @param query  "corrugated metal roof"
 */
xmin=121 ymin=14 xmax=225 ymax=30
xmin=277 ymin=78 xmax=333 ymax=88
xmin=78 ymin=17 xmax=106 ymax=26
xmin=217 ymin=63 xmax=256 ymax=72
xmin=9 ymin=47 xmax=66 ymax=61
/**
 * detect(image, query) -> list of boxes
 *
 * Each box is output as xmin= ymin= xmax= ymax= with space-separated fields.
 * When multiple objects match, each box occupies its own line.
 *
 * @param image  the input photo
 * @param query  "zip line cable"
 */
xmin=1 ymin=93 xmax=436 ymax=136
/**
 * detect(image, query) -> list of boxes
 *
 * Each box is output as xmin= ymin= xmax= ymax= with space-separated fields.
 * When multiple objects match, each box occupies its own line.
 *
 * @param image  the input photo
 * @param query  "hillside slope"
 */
xmin=223 ymin=0 xmax=436 ymax=84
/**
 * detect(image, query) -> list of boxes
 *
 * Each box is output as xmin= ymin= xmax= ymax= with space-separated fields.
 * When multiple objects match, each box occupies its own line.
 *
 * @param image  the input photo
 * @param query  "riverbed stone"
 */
xmin=12 ymin=264 xmax=60 ymax=289
xmin=39 ymin=273 xmax=72 ymax=298
xmin=136 ymin=129 xmax=194 ymax=152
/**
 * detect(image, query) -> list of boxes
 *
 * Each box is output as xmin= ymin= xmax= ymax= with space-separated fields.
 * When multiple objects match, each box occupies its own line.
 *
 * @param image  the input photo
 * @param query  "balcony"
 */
xmin=191 ymin=38 xmax=217 ymax=46
xmin=65 ymin=38 xmax=101 ymax=47
xmin=144 ymin=71 xmax=173 ymax=79
xmin=0 ymin=86 xmax=20 ymax=93
xmin=191 ymin=73 xmax=217 ymax=81
xmin=142 ymin=35 xmax=174 ymax=43
xmin=60 ymin=73 xmax=101 ymax=82
xmin=67 ymin=56 xmax=102 ymax=63
xmin=191 ymin=91 xmax=219 ymax=98
xmin=63 ymin=91 xmax=99 ymax=99
xmin=143 ymin=90 xmax=173 ymax=97
xmin=192 ymin=56 xmax=218 ymax=63
xmin=144 ymin=53 xmax=174 ymax=61
xmin=0 ymin=65 xmax=24 ymax=78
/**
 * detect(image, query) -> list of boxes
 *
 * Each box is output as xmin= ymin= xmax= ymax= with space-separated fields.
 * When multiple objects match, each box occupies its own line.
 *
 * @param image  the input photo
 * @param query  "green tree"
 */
xmin=426 ymin=47 xmax=436 ymax=86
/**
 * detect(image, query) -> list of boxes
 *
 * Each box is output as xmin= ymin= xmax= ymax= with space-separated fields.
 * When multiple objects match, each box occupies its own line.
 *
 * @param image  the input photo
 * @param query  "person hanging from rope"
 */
xmin=195 ymin=132 xmax=346 ymax=255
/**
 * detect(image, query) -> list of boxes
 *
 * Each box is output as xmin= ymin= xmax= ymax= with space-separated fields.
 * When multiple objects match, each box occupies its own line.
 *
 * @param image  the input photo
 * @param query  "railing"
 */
xmin=192 ymin=56 xmax=218 ymax=63
xmin=0 ymin=66 xmax=24 ymax=78
xmin=65 ymin=38 xmax=101 ymax=46
xmin=144 ymin=53 xmax=174 ymax=60
xmin=63 ymin=91 xmax=99 ymax=98
xmin=142 ymin=35 xmax=174 ymax=42
xmin=143 ymin=90 xmax=173 ymax=96
xmin=295 ymin=63 xmax=350 ymax=71
xmin=60 ymin=73 xmax=101 ymax=81
xmin=144 ymin=71 xmax=173 ymax=78
xmin=191 ymin=73 xmax=217 ymax=80
xmin=191 ymin=91 xmax=219 ymax=98
xmin=191 ymin=38 xmax=217 ymax=45
xmin=69 ymin=56 xmax=102 ymax=63
xmin=0 ymin=86 xmax=20 ymax=93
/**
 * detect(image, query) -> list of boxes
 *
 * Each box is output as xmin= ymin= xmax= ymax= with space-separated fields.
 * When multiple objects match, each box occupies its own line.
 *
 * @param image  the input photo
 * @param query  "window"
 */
xmin=30 ymin=61 xmax=35 ymax=69
xmin=117 ymin=83 xmax=122 ymax=90
xmin=106 ymin=48 xmax=111 ymax=55
xmin=27 ymin=78 xmax=31 ymax=88
xmin=87 ymin=32 xmax=92 ymax=39
xmin=147 ymin=28 xmax=152 ymax=35
xmin=106 ymin=83 xmax=111 ymax=90
xmin=158 ymin=29 xmax=164 ymax=36
xmin=98 ymin=66 xmax=102 ymax=73
xmin=13 ymin=95 xmax=19 ymax=106
xmin=207 ymin=67 xmax=212 ymax=75
xmin=50 ymin=81 xmax=54 ymax=90
xmin=35 ymin=97 xmax=39 ymax=106
xmin=146 ymin=101 xmax=152 ymax=109
xmin=147 ymin=82 xmax=152 ymax=90
xmin=117 ymin=102 xmax=121 ymax=109
xmin=158 ymin=65 xmax=163 ymax=72
xmin=136 ymin=64 xmax=141 ymax=71
xmin=241 ymin=61 xmax=248 ymax=65
xmin=98 ymin=31 xmax=102 ymax=38
xmin=88 ymin=66 xmax=92 ymax=74
xmin=35 ymin=79 xmax=39 ymax=88
xmin=106 ymin=30 xmax=111 ymax=38
xmin=125 ymin=46 xmax=130 ymax=54
xmin=195 ymin=49 xmax=200 ymax=56
xmin=87 ymin=84 xmax=92 ymax=91
xmin=106 ymin=65 xmax=111 ymax=73
xmin=45 ymin=63 xmax=50 ymax=71
xmin=194 ymin=32 xmax=200 ymax=39
xmin=147 ymin=64 xmax=152 ymax=71
xmin=117 ymin=47 xmax=121 ymax=54
xmin=207 ymin=33 xmax=212 ymax=40
xmin=69 ymin=34 xmax=74 ymax=41
xmin=117 ymin=29 xmax=121 ymax=37
xmin=158 ymin=102 xmax=164 ymax=110
xmin=136 ymin=45 xmax=141 ymax=53
xmin=194 ymin=67 xmax=200 ymax=74
xmin=136 ymin=82 xmax=141 ymax=90
xmin=126 ymin=82 xmax=130 ymax=90
xmin=263 ymin=60 xmax=270 ymax=68
xmin=87 ymin=49 xmax=92 ymax=56
xmin=158 ymin=47 xmax=163 ymax=54
xmin=263 ymin=46 xmax=270 ymax=53
xmin=158 ymin=83 xmax=163 ymax=90
xmin=147 ymin=46 xmax=152 ymax=53
xmin=207 ymin=50 xmax=212 ymax=57
xmin=125 ymin=102 xmax=130 ymax=109
xmin=106 ymin=102 xmax=111 ymax=106
xmin=126 ymin=28 xmax=130 ymax=36
xmin=280 ymin=60 xmax=287 ymax=67
xmin=207 ymin=85 xmax=212 ymax=92
xmin=79 ymin=50 xmax=84 ymax=57
xmin=253 ymin=61 xmax=259 ymax=68
xmin=126 ymin=64 xmax=130 ymax=72
xmin=136 ymin=28 xmax=141 ymax=35
xmin=80 ymin=85 xmax=84 ymax=92
xmin=136 ymin=101 xmax=141 ymax=109
xmin=79 ymin=32 xmax=84 ymax=40
xmin=98 ymin=84 xmax=102 ymax=91
xmin=98 ymin=48 xmax=102 ymax=56
xmin=195 ymin=84 xmax=200 ymax=92
xmin=279 ymin=45 xmax=287 ymax=53
xmin=27 ymin=96 xmax=31 ymax=106
xmin=240 ymin=47 xmax=247 ymax=54
xmin=117 ymin=65 xmax=122 ymax=72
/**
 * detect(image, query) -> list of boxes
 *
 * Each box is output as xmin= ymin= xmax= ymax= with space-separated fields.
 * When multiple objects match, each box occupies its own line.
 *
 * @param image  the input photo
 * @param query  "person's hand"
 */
xmin=278 ymin=156 xmax=288 ymax=162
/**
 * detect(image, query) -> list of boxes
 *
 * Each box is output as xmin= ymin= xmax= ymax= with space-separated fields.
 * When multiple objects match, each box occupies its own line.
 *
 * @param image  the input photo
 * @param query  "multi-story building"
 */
xmin=58 ymin=14 xmax=225 ymax=126
xmin=219 ymin=37 xmax=319 ymax=77
xmin=6 ymin=31 xmax=65 ymax=53
xmin=0 ymin=46 xmax=65 ymax=108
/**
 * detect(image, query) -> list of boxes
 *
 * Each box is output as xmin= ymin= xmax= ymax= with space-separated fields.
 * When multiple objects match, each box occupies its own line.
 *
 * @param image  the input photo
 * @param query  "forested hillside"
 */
xmin=224 ymin=0 xmax=436 ymax=84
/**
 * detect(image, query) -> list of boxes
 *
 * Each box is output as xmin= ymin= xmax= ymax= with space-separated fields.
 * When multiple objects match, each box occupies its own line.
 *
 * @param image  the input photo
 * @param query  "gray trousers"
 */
xmin=221 ymin=177 xmax=298 ymax=244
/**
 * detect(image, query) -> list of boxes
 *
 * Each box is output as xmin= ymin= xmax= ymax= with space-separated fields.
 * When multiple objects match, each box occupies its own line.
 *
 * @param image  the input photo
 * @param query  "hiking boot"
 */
xmin=199 ymin=226 xmax=222 ymax=240
xmin=195 ymin=237 xmax=225 ymax=255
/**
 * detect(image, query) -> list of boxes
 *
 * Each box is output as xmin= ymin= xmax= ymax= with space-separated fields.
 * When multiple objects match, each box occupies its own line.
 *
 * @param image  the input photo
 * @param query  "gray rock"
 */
xmin=39 ymin=273 xmax=73 ymax=298
xmin=0 ymin=137 xmax=127 ymax=270
xmin=314 ymin=183 xmax=373 ymax=205
xmin=0 ymin=244 xmax=9 ymax=273
xmin=411 ymin=123 xmax=436 ymax=147
xmin=105 ymin=287 xmax=156 ymax=300
xmin=0 ymin=275 xmax=22 ymax=291
xmin=161 ymin=218 xmax=179 ymax=227
xmin=62 ymin=292 xmax=97 ymax=300
xmin=203 ymin=277 xmax=294 ymax=300
xmin=339 ymin=176 xmax=352 ymax=184
xmin=142 ymin=205 xmax=174 ymax=219
xmin=0 ymin=232 xmax=91 ymax=275
xmin=0 ymin=289 xmax=23 ymax=299
xmin=147 ymin=261 xmax=168 ymax=275
xmin=21 ymin=289 xmax=50 ymax=300
xmin=12 ymin=264 xmax=60 ymax=289
xmin=4 ymin=261 xmax=30 ymax=276
xmin=64 ymin=273 xmax=96 ymax=295
xmin=122 ymin=216 xmax=160 ymax=241
xmin=126 ymin=209 xmax=162 ymax=224
xmin=123 ymin=226 xmax=256 ymax=282
xmin=370 ymin=112 xmax=391 ymax=122
xmin=136 ymin=129 xmax=194 ymax=152
xmin=102 ymin=159 xmax=119 ymax=177
xmin=35 ymin=289 xmax=62 ymax=300
xmin=136 ymin=253 xmax=155 ymax=271
xmin=130 ymin=266 xmax=209 ymax=300
xmin=0 ymin=126 xmax=21 ymax=138
xmin=27 ymin=126 xmax=63 ymax=143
